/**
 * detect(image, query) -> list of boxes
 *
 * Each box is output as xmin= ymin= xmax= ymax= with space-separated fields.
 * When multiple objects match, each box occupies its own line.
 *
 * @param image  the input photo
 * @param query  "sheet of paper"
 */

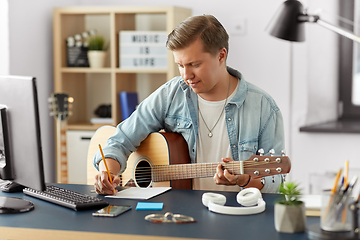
xmin=105 ymin=187 xmax=171 ymax=200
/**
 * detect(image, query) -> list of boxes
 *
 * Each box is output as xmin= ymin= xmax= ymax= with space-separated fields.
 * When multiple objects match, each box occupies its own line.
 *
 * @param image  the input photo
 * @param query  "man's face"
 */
xmin=173 ymin=38 xmax=226 ymax=100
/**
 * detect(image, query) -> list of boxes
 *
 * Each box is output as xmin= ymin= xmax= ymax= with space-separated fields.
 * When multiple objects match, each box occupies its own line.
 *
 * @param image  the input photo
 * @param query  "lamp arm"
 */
xmin=316 ymin=19 xmax=360 ymax=43
xmin=298 ymin=14 xmax=360 ymax=43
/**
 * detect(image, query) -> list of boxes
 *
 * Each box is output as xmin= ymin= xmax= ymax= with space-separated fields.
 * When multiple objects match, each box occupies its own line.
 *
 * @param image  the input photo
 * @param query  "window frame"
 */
xmin=339 ymin=0 xmax=360 ymax=119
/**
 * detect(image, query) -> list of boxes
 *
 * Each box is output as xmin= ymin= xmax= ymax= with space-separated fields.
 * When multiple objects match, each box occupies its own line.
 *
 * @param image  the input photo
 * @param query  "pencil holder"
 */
xmin=320 ymin=190 xmax=353 ymax=232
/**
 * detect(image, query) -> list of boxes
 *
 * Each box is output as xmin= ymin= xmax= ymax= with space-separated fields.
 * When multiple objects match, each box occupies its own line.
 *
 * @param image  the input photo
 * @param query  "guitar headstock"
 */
xmin=49 ymin=93 xmax=74 ymax=121
xmin=243 ymin=151 xmax=291 ymax=178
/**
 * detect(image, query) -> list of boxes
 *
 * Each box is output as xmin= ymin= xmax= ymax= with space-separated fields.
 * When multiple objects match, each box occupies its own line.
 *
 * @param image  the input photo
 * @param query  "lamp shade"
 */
xmin=266 ymin=0 xmax=306 ymax=42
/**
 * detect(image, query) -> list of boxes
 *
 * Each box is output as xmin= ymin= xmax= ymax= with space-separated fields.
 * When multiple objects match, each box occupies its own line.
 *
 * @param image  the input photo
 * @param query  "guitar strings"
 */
xmin=124 ymin=161 xmax=284 ymax=175
xmin=125 ymin=160 xmax=283 ymax=171
xmin=113 ymin=160 xmax=286 ymax=186
xmin=131 ymin=160 xmax=283 ymax=167
xmin=116 ymin=169 xmax=284 ymax=185
xmin=117 ymin=168 xmax=283 ymax=183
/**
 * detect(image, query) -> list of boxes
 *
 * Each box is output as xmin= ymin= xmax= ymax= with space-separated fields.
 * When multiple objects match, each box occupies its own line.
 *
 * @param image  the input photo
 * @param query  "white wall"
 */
xmin=0 ymin=0 xmax=9 ymax=75
xmin=6 ymin=0 xmax=358 ymax=193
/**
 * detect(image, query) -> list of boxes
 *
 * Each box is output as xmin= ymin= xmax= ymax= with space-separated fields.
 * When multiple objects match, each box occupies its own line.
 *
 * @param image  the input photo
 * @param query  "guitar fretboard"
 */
xmin=57 ymin=119 xmax=68 ymax=183
xmin=152 ymin=163 xmax=225 ymax=182
xmin=151 ymin=160 xmax=284 ymax=182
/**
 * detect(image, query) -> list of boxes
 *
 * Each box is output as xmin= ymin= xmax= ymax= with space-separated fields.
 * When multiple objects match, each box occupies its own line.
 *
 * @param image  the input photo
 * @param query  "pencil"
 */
xmin=323 ymin=168 xmax=343 ymax=221
xmin=341 ymin=176 xmax=357 ymax=223
xmin=344 ymin=160 xmax=349 ymax=188
xmin=99 ymin=144 xmax=116 ymax=194
xmin=331 ymin=168 xmax=342 ymax=194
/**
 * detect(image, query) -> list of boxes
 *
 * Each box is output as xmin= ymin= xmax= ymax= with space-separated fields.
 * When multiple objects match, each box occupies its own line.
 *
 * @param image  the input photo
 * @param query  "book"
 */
xmin=119 ymin=92 xmax=138 ymax=120
xmin=90 ymin=118 xmax=113 ymax=124
xmin=300 ymin=195 xmax=321 ymax=216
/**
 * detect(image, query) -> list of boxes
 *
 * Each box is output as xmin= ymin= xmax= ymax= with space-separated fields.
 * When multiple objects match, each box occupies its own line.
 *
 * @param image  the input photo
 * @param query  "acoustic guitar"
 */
xmin=90 ymin=126 xmax=291 ymax=189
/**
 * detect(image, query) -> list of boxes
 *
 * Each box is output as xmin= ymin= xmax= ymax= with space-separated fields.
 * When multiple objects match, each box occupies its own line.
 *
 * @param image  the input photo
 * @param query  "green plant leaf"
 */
xmin=276 ymin=181 xmax=303 ymax=206
xmin=87 ymin=35 xmax=106 ymax=51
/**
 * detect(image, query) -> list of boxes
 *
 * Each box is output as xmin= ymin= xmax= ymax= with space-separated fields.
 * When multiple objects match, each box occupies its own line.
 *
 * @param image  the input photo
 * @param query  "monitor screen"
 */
xmin=0 ymin=76 xmax=46 ymax=192
xmin=0 ymin=106 xmax=12 ymax=180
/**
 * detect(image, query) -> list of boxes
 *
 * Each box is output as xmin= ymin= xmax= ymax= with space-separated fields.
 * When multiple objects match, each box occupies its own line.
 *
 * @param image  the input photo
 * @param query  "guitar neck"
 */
xmin=50 ymin=93 xmax=72 ymax=184
xmin=152 ymin=159 xmax=286 ymax=182
xmin=56 ymin=118 xmax=68 ymax=183
xmin=153 ymin=162 xmax=221 ymax=182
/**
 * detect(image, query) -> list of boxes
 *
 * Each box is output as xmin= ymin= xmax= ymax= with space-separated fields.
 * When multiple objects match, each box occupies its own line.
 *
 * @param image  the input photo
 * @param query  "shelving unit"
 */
xmin=53 ymin=6 xmax=192 ymax=183
xmin=53 ymin=6 xmax=192 ymax=130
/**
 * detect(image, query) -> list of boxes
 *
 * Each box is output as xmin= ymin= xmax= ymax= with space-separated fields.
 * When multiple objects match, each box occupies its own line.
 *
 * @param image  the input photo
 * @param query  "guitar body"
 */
xmin=123 ymin=132 xmax=191 ymax=189
xmin=88 ymin=126 xmax=192 ymax=189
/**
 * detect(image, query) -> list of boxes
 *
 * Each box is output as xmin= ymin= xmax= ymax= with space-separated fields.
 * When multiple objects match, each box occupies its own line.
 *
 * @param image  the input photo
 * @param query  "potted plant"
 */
xmin=274 ymin=181 xmax=306 ymax=233
xmin=87 ymin=35 xmax=107 ymax=68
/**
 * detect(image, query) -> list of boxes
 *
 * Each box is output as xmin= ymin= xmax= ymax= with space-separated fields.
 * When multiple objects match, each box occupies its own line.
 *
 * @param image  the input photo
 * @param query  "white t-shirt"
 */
xmin=193 ymin=81 xmax=240 ymax=192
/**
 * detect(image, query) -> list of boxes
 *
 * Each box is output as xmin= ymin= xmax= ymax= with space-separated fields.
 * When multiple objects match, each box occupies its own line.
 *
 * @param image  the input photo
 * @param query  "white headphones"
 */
xmin=202 ymin=188 xmax=266 ymax=215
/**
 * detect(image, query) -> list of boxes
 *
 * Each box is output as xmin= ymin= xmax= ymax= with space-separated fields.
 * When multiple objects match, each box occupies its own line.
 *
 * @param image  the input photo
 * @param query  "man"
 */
xmin=93 ymin=15 xmax=285 ymax=195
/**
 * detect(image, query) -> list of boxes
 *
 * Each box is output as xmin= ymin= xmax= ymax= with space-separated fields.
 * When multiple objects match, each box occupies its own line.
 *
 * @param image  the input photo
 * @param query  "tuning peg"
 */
xmin=269 ymin=149 xmax=275 ymax=156
xmin=258 ymin=148 xmax=264 ymax=156
xmin=281 ymin=150 xmax=286 ymax=156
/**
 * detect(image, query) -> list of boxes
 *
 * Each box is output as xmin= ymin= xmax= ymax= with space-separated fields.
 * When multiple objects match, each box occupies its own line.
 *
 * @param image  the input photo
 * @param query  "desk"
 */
xmin=0 ymin=184 xmax=319 ymax=240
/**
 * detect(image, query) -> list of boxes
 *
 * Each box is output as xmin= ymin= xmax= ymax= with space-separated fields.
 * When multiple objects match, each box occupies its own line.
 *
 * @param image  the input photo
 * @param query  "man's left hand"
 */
xmin=214 ymin=157 xmax=250 ymax=187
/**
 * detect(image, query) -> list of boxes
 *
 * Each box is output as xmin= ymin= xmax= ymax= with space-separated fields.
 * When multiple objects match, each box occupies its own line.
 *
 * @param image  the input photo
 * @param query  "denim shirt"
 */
xmin=93 ymin=67 xmax=286 ymax=193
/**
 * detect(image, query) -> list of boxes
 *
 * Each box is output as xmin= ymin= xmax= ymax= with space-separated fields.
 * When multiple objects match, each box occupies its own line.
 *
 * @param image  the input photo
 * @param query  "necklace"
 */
xmin=198 ymin=74 xmax=231 ymax=138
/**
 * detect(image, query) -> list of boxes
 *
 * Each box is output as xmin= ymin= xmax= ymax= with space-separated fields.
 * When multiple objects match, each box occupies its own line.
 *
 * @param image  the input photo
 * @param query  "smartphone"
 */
xmin=92 ymin=205 xmax=132 ymax=217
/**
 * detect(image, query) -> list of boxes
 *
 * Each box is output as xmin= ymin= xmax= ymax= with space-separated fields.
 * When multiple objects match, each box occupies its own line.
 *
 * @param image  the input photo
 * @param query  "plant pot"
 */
xmin=87 ymin=50 xmax=107 ymax=68
xmin=274 ymin=202 xmax=306 ymax=233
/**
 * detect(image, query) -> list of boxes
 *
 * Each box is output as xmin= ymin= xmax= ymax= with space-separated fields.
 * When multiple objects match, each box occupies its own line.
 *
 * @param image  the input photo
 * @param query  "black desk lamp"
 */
xmin=266 ymin=0 xmax=360 ymax=43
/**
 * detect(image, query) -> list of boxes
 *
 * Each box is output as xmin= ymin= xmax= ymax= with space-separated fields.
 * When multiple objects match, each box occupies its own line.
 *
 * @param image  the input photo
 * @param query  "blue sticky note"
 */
xmin=136 ymin=202 xmax=163 ymax=210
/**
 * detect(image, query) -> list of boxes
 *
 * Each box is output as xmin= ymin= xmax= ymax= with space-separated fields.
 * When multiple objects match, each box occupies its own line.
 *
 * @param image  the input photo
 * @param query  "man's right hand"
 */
xmin=94 ymin=158 xmax=121 ymax=195
xmin=94 ymin=171 xmax=121 ymax=195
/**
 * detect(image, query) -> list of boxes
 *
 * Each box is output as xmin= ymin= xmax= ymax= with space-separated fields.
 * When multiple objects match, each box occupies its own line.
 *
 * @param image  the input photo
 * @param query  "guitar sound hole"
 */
xmin=135 ymin=160 xmax=152 ymax=188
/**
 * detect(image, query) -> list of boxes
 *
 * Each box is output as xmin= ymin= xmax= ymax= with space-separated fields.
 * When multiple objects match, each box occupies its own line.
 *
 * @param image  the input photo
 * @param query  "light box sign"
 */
xmin=119 ymin=31 xmax=168 ymax=69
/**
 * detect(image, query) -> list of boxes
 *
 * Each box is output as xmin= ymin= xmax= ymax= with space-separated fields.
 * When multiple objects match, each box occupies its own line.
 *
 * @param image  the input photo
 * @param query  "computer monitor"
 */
xmin=0 ymin=76 xmax=46 ymax=213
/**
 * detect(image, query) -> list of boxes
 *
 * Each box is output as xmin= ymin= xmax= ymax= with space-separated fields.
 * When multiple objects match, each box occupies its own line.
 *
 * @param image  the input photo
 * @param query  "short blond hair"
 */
xmin=166 ymin=15 xmax=229 ymax=57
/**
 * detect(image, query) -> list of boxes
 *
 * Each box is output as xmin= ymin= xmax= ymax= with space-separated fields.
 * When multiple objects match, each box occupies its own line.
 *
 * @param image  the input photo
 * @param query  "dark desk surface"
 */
xmin=0 ymin=184 xmax=319 ymax=240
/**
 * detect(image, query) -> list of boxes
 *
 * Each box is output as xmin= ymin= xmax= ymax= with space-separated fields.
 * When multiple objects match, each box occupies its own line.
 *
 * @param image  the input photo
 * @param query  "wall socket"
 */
xmin=228 ymin=18 xmax=247 ymax=36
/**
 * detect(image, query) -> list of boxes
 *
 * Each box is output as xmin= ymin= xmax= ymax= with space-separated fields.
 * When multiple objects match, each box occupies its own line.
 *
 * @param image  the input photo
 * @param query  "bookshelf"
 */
xmin=53 ymin=6 xmax=192 ymax=183
xmin=53 ymin=6 xmax=192 ymax=130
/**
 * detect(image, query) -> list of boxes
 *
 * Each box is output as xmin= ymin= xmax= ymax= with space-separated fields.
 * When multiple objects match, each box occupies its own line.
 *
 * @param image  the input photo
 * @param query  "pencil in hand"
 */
xmin=99 ymin=144 xmax=116 ymax=194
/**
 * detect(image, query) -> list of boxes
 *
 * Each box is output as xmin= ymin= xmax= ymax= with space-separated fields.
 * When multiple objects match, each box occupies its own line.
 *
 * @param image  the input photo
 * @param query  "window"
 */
xmin=300 ymin=0 xmax=360 ymax=133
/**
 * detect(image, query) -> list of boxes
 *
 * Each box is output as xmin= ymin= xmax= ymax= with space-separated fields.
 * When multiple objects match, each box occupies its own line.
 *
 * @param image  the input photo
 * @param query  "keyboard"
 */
xmin=23 ymin=185 xmax=108 ymax=211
